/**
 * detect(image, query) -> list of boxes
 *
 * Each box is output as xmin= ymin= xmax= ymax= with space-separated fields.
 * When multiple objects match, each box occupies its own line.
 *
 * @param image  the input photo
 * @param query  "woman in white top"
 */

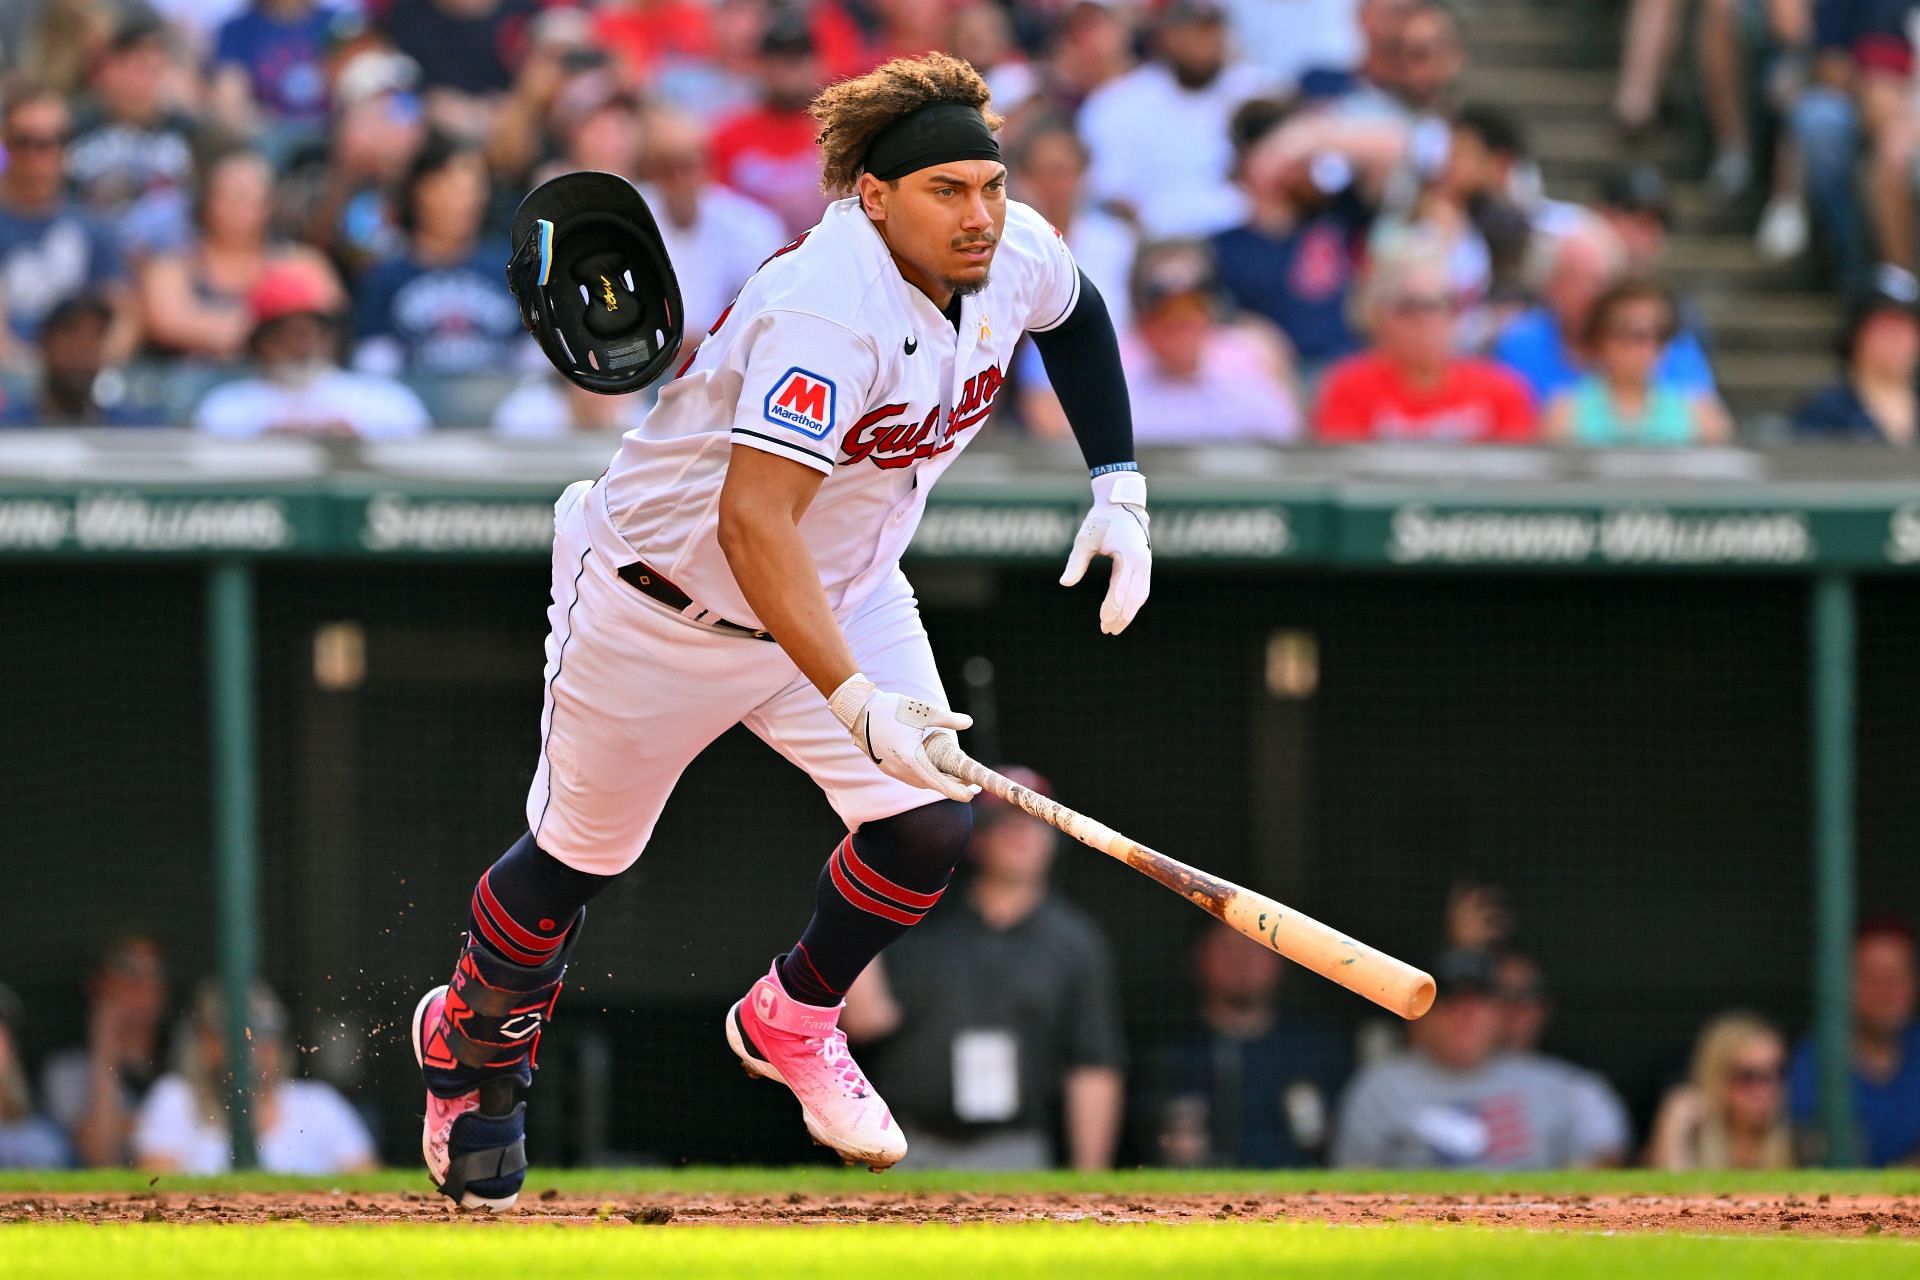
xmin=133 ymin=980 xmax=377 ymax=1176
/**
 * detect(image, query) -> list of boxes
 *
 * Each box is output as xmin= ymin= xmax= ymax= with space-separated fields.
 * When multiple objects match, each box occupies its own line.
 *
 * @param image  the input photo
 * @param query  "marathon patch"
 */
xmin=763 ymin=368 xmax=837 ymax=440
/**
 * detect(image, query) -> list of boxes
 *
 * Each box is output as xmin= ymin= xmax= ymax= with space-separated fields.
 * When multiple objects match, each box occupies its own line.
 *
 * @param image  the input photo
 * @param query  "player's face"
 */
xmin=865 ymin=159 xmax=1008 ymax=304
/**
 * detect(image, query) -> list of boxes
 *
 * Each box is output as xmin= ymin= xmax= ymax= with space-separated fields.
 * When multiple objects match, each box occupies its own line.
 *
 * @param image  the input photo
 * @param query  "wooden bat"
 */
xmin=927 ymin=737 xmax=1436 ymax=1020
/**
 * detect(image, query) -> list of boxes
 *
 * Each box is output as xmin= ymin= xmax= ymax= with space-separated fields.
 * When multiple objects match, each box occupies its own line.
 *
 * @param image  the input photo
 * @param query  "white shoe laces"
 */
xmin=815 ymin=1030 xmax=871 ymax=1098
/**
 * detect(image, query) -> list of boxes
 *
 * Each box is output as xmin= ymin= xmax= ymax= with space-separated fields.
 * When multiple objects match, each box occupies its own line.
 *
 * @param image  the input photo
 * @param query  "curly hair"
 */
xmin=811 ymin=53 xmax=1004 ymax=195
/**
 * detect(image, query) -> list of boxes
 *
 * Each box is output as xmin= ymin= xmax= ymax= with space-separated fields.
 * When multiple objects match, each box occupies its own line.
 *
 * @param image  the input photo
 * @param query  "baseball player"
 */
xmin=410 ymin=53 xmax=1151 ymax=1209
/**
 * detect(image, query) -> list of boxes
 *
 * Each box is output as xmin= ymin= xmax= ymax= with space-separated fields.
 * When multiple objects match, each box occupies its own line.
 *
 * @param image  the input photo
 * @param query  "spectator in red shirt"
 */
xmin=708 ymin=8 xmax=827 ymax=236
xmin=595 ymin=0 xmax=717 ymax=84
xmin=1315 ymin=232 xmax=1536 ymax=442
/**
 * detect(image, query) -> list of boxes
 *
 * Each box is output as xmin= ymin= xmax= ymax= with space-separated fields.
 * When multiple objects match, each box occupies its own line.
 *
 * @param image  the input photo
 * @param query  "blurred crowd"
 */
xmin=0 ymin=0 xmax=1916 ymax=444
xmin=5 ymin=804 xmax=1917 ymax=1173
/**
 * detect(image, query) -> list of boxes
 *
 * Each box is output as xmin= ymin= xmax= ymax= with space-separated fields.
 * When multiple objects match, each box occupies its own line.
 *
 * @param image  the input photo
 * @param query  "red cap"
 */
xmin=249 ymin=262 xmax=336 ymax=329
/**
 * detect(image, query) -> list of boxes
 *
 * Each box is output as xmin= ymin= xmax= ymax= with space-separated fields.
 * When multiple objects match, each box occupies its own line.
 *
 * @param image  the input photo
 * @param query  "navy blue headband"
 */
xmin=862 ymin=102 xmax=1001 ymax=181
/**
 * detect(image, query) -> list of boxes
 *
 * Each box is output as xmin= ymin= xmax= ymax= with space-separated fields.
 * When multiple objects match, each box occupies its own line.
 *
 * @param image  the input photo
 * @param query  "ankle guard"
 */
xmin=422 ymin=915 xmax=579 ymax=1097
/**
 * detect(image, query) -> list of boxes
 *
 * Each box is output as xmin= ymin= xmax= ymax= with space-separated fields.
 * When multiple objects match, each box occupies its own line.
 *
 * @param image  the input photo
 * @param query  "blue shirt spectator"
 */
xmin=0 ymin=89 xmax=129 ymax=354
xmin=215 ymin=2 xmax=340 ymax=125
xmin=1792 ymin=280 xmax=1920 ymax=444
xmin=1793 ymin=385 xmax=1896 ymax=442
xmin=1494 ymin=305 xmax=1714 ymax=404
xmin=64 ymin=18 xmax=200 ymax=253
xmin=379 ymin=0 xmax=542 ymax=98
xmin=350 ymin=135 xmax=522 ymax=375
xmin=1789 ymin=1023 xmax=1920 ymax=1166
xmin=0 ymin=207 xmax=126 ymax=348
xmin=1211 ymin=188 xmax=1368 ymax=368
xmin=352 ymin=241 xmax=522 ymax=375
xmin=1787 ymin=918 xmax=1920 ymax=1166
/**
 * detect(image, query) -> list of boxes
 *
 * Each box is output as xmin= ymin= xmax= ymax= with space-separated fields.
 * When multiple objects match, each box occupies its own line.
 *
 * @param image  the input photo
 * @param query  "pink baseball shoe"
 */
xmin=410 ymin=985 xmax=528 ymax=1211
xmin=725 ymin=962 xmax=908 ymax=1171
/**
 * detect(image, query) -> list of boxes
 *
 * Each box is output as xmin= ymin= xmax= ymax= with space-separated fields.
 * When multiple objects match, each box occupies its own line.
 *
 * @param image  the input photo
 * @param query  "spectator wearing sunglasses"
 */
xmin=0 ymin=84 xmax=134 ymax=366
xmin=1493 ymin=212 xmax=1715 ymax=407
xmin=1646 ymin=1012 xmax=1793 ymax=1171
xmin=1543 ymin=279 xmax=1732 ymax=446
xmin=1314 ymin=230 xmax=1534 ymax=442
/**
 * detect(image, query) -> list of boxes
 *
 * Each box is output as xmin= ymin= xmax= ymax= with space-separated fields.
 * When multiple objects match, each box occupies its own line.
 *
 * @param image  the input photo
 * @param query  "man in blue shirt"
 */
xmin=1492 ymin=214 xmax=1714 ymax=404
xmin=214 ymin=1 xmax=342 ymax=128
xmin=0 ymin=86 xmax=130 ymax=363
xmin=1789 ymin=916 xmax=1920 ymax=1166
xmin=1209 ymin=98 xmax=1378 ymax=374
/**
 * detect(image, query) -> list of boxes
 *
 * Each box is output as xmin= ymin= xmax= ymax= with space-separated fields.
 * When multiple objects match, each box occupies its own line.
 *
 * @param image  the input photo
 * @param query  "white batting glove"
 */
xmin=1059 ymin=469 xmax=1151 ymax=635
xmin=829 ymin=674 xmax=980 ymax=803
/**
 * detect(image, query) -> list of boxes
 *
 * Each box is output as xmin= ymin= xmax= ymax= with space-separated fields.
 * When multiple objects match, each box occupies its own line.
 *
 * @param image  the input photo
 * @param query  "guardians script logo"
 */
xmin=841 ymin=365 xmax=1004 ymax=469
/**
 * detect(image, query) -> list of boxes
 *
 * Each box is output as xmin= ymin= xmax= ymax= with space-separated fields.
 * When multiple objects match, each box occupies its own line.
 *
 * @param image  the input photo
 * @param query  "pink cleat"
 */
xmin=410 ymin=985 xmax=527 ymax=1211
xmin=725 ymin=963 xmax=908 ymax=1171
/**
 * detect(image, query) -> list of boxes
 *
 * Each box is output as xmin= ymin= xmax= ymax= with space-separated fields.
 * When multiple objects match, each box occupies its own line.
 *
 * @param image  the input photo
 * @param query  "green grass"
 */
xmin=7 ymin=1168 xmax=1920 ymax=1279
xmin=4 ymin=1165 xmax=1920 ymax=1198
xmin=1 ymin=1221 xmax=1917 ymax=1280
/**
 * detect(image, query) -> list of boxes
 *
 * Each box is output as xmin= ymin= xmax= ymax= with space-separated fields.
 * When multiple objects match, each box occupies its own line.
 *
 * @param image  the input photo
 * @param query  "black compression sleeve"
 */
xmin=1029 ymin=271 xmax=1135 ymax=473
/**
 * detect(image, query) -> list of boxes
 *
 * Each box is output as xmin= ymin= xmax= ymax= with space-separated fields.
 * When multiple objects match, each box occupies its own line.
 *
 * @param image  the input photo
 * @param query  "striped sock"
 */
xmin=776 ymin=803 xmax=971 ymax=1006
xmin=467 ymin=831 xmax=611 ymax=967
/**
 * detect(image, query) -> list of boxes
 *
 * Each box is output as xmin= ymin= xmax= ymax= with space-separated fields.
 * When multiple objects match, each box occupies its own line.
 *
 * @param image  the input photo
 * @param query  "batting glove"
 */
xmin=829 ymin=674 xmax=981 ymax=803
xmin=1060 ymin=469 xmax=1151 ymax=635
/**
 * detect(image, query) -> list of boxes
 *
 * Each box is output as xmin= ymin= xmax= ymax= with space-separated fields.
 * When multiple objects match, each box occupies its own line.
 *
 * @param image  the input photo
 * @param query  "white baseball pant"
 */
xmin=525 ymin=480 xmax=949 ymax=875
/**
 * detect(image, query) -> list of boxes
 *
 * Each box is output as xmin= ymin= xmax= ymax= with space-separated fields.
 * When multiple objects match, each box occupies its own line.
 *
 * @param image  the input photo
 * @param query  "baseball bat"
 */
xmin=927 ymin=737 xmax=1436 ymax=1020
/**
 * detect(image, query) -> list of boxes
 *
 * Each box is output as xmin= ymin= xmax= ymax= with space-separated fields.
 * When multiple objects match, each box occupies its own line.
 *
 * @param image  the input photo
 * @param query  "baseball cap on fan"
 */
xmin=1840 ymin=264 xmax=1920 ymax=360
xmin=1429 ymin=948 xmax=1499 ymax=999
xmin=1129 ymin=239 xmax=1223 ymax=319
xmin=249 ymin=261 xmax=337 ymax=331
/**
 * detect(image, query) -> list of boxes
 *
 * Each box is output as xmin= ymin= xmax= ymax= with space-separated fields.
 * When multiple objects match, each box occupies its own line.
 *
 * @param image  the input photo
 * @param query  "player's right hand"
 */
xmin=828 ymin=674 xmax=981 ymax=803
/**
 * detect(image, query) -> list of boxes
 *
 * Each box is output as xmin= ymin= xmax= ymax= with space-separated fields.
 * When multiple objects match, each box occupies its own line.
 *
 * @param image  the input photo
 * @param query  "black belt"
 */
xmin=616 ymin=560 xmax=774 ymax=641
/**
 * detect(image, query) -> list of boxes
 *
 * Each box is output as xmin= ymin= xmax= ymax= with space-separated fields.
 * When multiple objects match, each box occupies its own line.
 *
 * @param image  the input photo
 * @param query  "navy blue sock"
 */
xmin=469 ymin=831 xmax=612 ymax=966
xmin=776 ymin=800 xmax=973 ymax=1006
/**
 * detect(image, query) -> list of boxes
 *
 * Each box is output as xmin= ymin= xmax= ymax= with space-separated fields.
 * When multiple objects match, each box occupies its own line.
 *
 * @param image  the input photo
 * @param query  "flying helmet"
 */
xmin=506 ymin=171 xmax=685 ymax=394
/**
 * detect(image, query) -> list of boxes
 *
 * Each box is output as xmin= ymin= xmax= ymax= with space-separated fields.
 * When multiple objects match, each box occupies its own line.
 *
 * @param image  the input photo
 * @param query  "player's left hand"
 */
xmin=1060 ymin=469 xmax=1151 ymax=635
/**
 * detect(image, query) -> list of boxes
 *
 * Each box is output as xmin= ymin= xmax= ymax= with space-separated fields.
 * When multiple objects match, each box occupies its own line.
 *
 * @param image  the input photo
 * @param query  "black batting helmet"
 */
xmin=506 ymin=171 xmax=685 ymax=395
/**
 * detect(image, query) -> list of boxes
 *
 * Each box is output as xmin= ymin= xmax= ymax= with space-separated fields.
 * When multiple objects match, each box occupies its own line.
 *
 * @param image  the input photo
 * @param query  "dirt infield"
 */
xmin=5 ymin=1188 xmax=1916 ymax=1234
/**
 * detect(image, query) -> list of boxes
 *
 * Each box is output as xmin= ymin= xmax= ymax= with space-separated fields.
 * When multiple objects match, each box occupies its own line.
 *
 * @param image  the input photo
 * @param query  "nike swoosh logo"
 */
xmin=904 ymin=337 xmax=918 ymax=355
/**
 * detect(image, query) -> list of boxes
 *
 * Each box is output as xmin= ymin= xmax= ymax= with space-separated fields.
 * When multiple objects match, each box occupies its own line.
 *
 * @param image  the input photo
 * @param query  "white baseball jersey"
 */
xmin=529 ymin=195 xmax=1084 ymax=871
xmin=584 ymin=195 xmax=1081 ymax=629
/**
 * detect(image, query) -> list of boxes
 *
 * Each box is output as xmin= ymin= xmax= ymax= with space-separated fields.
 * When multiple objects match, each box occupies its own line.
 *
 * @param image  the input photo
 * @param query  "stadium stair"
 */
xmin=1456 ymin=0 xmax=1842 ymax=430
